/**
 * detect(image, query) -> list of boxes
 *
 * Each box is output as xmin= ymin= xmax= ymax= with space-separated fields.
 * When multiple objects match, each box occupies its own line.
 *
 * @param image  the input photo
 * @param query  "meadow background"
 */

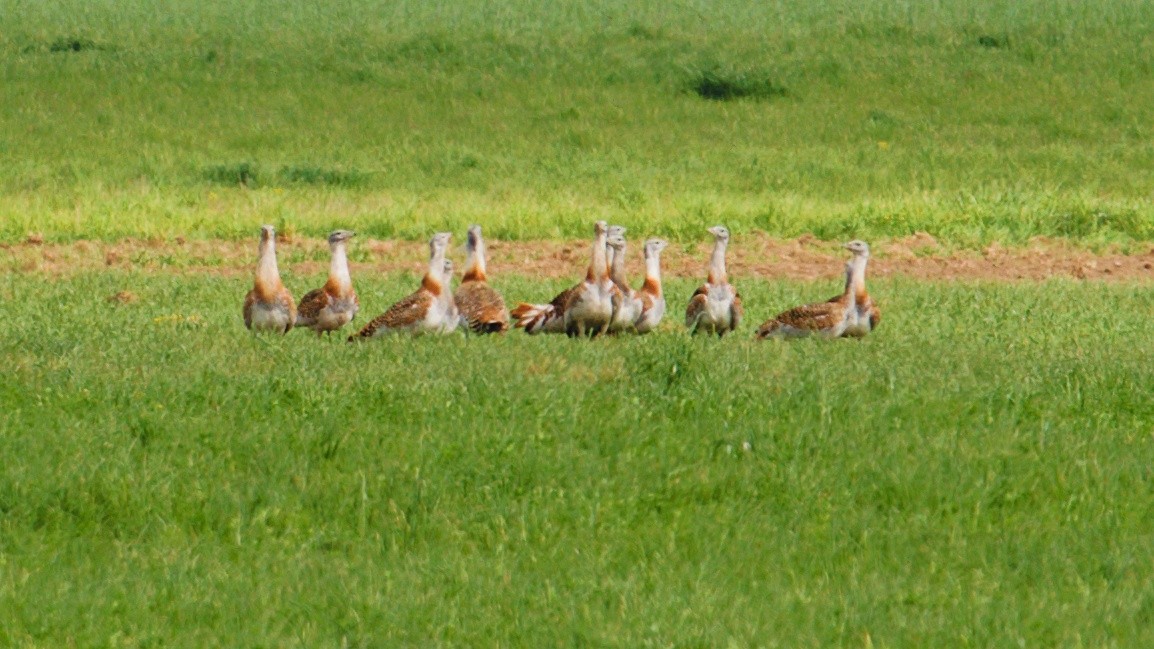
xmin=3 ymin=273 xmax=1154 ymax=647
xmin=4 ymin=1 xmax=1154 ymax=647
xmin=2 ymin=0 xmax=1154 ymax=245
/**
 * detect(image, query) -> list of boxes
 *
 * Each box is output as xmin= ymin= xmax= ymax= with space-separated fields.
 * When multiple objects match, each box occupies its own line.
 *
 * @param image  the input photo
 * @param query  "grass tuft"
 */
xmin=279 ymin=165 xmax=367 ymax=187
xmin=689 ymin=67 xmax=789 ymax=101
xmin=48 ymin=37 xmax=103 ymax=53
xmin=203 ymin=162 xmax=260 ymax=188
xmin=977 ymin=34 xmax=1009 ymax=48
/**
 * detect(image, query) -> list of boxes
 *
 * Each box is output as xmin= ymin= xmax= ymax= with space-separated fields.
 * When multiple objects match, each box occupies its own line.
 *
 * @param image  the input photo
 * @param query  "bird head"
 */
xmin=844 ymin=240 xmax=870 ymax=257
xmin=645 ymin=238 xmax=669 ymax=256
xmin=430 ymin=231 xmax=452 ymax=252
xmin=466 ymin=224 xmax=483 ymax=248
xmin=707 ymin=225 xmax=730 ymax=241
xmin=327 ymin=229 xmax=355 ymax=244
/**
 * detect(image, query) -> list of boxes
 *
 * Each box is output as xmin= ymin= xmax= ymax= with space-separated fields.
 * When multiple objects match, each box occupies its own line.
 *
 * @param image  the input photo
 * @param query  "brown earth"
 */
xmin=4 ymin=233 xmax=1154 ymax=282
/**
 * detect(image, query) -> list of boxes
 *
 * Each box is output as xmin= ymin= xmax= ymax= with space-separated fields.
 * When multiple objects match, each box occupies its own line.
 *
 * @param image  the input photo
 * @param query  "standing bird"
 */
xmin=562 ymin=220 xmax=616 ymax=337
xmin=633 ymin=238 xmax=669 ymax=334
xmin=685 ymin=225 xmax=742 ymax=336
xmin=840 ymin=240 xmax=881 ymax=338
xmin=243 ymin=224 xmax=296 ymax=334
xmin=348 ymin=232 xmax=455 ymax=339
xmin=605 ymin=233 xmax=641 ymax=333
xmin=453 ymin=225 xmax=509 ymax=334
xmin=755 ymin=240 xmax=876 ymax=340
xmin=511 ymin=220 xmax=614 ymax=336
xmin=296 ymin=229 xmax=359 ymax=336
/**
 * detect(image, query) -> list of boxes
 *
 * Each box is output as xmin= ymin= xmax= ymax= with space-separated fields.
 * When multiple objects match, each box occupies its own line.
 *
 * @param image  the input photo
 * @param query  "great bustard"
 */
xmin=296 ymin=229 xmax=359 ymax=336
xmin=633 ymin=238 xmax=669 ymax=334
xmin=348 ymin=232 xmax=456 ymax=339
xmin=755 ymin=240 xmax=876 ymax=340
xmin=685 ymin=225 xmax=742 ymax=336
xmin=511 ymin=220 xmax=615 ymax=337
xmin=453 ymin=225 xmax=510 ymax=333
xmin=243 ymin=224 xmax=296 ymax=334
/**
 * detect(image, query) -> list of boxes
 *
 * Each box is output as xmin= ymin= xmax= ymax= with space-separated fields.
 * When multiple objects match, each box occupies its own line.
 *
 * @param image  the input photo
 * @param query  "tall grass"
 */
xmin=2 ymin=270 xmax=1154 ymax=646
xmin=2 ymin=0 xmax=1154 ymax=244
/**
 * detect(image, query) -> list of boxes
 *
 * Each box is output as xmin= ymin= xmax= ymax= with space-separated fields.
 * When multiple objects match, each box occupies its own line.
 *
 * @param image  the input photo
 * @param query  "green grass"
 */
xmin=3 ymin=0 xmax=1154 ymax=245
xmin=3 ymin=270 xmax=1154 ymax=646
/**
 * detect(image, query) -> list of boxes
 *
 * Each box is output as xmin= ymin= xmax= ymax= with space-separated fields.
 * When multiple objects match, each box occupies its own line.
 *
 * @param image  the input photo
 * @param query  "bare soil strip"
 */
xmin=5 ymin=234 xmax=1154 ymax=282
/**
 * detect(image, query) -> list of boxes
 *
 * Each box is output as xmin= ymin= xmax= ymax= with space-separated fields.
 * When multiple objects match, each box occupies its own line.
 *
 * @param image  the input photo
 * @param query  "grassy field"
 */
xmin=3 ymin=0 xmax=1154 ymax=245
xmin=2 ymin=270 xmax=1154 ymax=646
xmin=4 ymin=1 xmax=1154 ymax=645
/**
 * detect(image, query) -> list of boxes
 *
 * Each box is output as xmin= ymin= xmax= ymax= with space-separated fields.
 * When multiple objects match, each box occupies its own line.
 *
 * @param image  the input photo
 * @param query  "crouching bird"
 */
xmin=348 ymin=232 xmax=456 ymax=339
xmin=756 ymin=240 xmax=878 ymax=340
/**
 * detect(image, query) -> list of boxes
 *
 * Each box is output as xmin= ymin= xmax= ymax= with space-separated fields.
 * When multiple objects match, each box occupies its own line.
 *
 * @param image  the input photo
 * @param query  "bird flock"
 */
xmin=242 ymin=221 xmax=880 ymax=341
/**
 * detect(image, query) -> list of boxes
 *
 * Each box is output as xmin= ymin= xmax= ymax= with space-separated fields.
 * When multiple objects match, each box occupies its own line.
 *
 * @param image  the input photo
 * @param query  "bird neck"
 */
xmin=610 ymin=246 xmax=628 ymax=286
xmin=587 ymin=230 xmax=608 ymax=282
xmin=706 ymin=239 xmax=728 ymax=285
xmin=256 ymin=235 xmax=282 ymax=296
xmin=643 ymin=249 xmax=663 ymax=297
xmin=326 ymin=241 xmax=352 ymax=294
xmin=850 ymin=255 xmax=869 ymax=302
xmin=422 ymin=246 xmax=446 ymax=296
xmin=462 ymin=237 xmax=487 ymax=282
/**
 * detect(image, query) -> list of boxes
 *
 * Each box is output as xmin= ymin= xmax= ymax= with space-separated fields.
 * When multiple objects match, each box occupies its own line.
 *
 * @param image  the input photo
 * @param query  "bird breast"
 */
xmin=249 ymin=301 xmax=293 ymax=332
xmin=704 ymin=285 xmax=735 ymax=322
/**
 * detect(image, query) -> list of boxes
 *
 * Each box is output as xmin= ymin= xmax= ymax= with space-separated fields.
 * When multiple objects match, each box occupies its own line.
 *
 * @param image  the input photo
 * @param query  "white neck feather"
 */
xmin=257 ymin=237 xmax=280 ymax=287
xmin=708 ymin=238 xmax=727 ymax=284
xmin=329 ymin=241 xmax=351 ymax=290
xmin=590 ymin=230 xmax=608 ymax=280
xmin=465 ymin=238 xmax=486 ymax=277
xmin=850 ymin=255 xmax=869 ymax=295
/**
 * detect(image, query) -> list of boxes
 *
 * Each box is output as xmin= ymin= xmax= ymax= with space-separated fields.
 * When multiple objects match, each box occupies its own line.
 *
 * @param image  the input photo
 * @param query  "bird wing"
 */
xmin=684 ymin=289 xmax=708 ymax=329
xmin=729 ymin=289 xmax=744 ymax=332
xmin=353 ymin=289 xmax=433 ymax=337
xmin=559 ymin=282 xmax=589 ymax=313
xmin=243 ymin=289 xmax=256 ymax=329
xmin=869 ymin=303 xmax=881 ymax=330
xmin=454 ymin=281 xmax=510 ymax=333
xmin=757 ymin=300 xmax=847 ymax=338
xmin=278 ymin=286 xmax=297 ymax=333
xmin=296 ymin=287 xmax=331 ymax=323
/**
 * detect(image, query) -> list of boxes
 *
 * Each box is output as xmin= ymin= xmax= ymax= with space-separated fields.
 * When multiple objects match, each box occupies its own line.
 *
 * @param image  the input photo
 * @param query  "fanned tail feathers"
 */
xmin=511 ymin=302 xmax=559 ymax=334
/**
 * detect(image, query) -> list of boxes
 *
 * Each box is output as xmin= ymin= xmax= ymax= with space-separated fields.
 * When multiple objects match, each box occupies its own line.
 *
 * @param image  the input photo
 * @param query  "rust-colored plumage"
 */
xmin=755 ymin=290 xmax=852 ymax=339
xmin=513 ymin=221 xmax=613 ymax=336
xmin=756 ymin=240 xmax=875 ymax=340
xmin=633 ymin=238 xmax=668 ymax=334
xmin=840 ymin=240 xmax=880 ymax=338
xmin=454 ymin=225 xmax=509 ymax=333
xmin=685 ymin=225 xmax=741 ymax=337
xmin=562 ymin=220 xmax=615 ymax=337
xmin=605 ymin=233 xmax=640 ymax=333
xmin=348 ymin=232 xmax=455 ymax=339
xmin=511 ymin=286 xmax=576 ymax=334
xmin=243 ymin=224 xmax=296 ymax=334
xmin=296 ymin=229 xmax=359 ymax=336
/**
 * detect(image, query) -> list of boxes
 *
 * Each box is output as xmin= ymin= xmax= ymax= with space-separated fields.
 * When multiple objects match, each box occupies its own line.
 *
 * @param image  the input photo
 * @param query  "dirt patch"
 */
xmin=4 ymin=235 xmax=1154 ymax=282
